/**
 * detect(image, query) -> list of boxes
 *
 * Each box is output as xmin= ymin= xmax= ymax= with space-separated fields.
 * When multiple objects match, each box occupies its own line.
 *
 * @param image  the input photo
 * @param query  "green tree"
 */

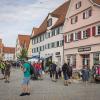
xmin=18 ymin=48 xmax=28 ymax=60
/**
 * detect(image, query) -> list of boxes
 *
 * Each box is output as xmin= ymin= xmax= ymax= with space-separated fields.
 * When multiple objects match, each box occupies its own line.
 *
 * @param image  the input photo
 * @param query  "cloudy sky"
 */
xmin=0 ymin=0 xmax=67 ymax=47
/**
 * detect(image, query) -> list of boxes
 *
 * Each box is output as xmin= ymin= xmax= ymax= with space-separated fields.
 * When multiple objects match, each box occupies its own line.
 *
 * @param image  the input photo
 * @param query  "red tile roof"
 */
xmin=18 ymin=35 xmax=30 ymax=49
xmin=31 ymin=17 xmax=47 ymax=37
xmin=92 ymin=0 xmax=100 ymax=5
xmin=32 ymin=1 xmax=70 ymax=37
xmin=32 ymin=27 xmax=38 ymax=35
xmin=93 ymin=0 xmax=100 ymax=5
xmin=51 ymin=1 xmax=70 ymax=29
xmin=3 ymin=47 xmax=15 ymax=54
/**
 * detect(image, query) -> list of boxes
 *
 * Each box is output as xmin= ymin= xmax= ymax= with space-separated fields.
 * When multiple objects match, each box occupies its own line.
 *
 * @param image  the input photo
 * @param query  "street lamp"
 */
xmin=62 ymin=35 xmax=64 ymax=64
xmin=39 ymin=52 xmax=40 ymax=61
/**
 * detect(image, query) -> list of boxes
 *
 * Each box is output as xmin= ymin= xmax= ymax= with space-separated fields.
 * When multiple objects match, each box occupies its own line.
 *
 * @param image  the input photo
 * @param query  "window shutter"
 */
xmin=70 ymin=34 xmax=73 ymax=41
xmin=75 ymin=16 xmax=78 ymax=22
xmin=78 ymin=31 xmax=81 ymax=40
xmin=76 ymin=4 xmax=77 ymax=9
xmin=83 ymin=12 xmax=85 ymax=19
xmin=87 ymin=28 xmax=91 ymax=37
xmin=89 ymin=9 xmax=92 ymax=17
xmin=64 ymin=35 xmax=67 ymax=43
xmin=92 ymin=26 xmax=96 ymax=36
xmin=80 ymin=1 xmax=81 ymax=7
xmin=71 ymin=18 xmax=72 ymax=24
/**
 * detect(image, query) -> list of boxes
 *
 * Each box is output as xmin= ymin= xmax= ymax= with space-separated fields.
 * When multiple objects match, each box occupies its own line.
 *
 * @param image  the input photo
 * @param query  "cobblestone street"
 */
xmin=0 ymin=68 xmax=100 ymax=100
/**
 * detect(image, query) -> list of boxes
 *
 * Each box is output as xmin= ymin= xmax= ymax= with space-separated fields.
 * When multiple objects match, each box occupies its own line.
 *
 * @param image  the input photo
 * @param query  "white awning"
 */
xmin=28 ymin=58 xmax=38 ymax=63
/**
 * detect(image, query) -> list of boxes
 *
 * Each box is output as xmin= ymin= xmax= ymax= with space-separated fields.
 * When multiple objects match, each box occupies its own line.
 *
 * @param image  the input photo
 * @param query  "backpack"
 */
xmin=68 ymin=66 xmax=72 ymax=74
xmin=27 ymin=62 xmax=34 ymax=75
xmin=51 ymin=64 xmax=56 ymax=72
xmin=96 ymin=66 xmax=100 ymax=75
xmin=62 ymin=64 xmax=67 ymax=72
xmin=0 ymin=62 xmax=5 ymax=69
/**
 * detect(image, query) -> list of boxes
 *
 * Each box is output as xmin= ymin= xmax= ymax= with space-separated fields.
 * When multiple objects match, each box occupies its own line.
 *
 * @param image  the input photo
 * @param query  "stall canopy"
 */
xmin=28 ymin=55 xmax=44 ymax=62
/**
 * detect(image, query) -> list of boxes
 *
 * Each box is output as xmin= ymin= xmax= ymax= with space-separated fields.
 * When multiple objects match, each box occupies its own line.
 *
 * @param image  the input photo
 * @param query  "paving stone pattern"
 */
xmin=0 ymin=68 xmax=100 ymax=100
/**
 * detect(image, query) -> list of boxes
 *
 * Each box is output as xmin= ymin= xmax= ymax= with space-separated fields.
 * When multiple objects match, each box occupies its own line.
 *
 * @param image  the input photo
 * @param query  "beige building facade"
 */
xmin=63 ymin=0 xmax=100 ymax=69
xmin=15 ymin=35 xmax=30 ymax=60
xmin=27 ymin=39 xmax=32 ymax=58
xmin=0 ymin=39 xmax=4 ymax=60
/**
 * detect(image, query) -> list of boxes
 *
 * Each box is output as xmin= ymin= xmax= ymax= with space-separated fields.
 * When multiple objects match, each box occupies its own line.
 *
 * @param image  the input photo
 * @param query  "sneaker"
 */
xmin=68 ymin=82 xmax=71 ymax=84
xmin=20 ymin=93 xmax=26 ymax=96
xmin=64 ymin=83 xmax=68 ymax=86
xmin=25 ymin=93 xmax=30 ymax=96
xmin=4 ymin=80 xmax=8 ymax=83
xmin=7 ymin=80 xmax=10 ymax=83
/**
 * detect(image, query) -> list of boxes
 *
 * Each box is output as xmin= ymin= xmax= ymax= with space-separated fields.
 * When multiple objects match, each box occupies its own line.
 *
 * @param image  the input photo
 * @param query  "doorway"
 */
xmin=81 ymin=54 xmax=90 ymax=68
xmin=56 ymin=56 xmax=61 ymax=67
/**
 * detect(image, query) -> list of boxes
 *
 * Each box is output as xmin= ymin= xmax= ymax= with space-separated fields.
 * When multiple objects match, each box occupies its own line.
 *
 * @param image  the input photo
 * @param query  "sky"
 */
xmin=0 ymin=0 xmax=67 ymax=47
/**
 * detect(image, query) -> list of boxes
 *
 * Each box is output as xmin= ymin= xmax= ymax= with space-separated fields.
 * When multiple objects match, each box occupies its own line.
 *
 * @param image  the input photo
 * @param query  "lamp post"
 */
xmin=39 ymin=52 xmax=40 ymax=61
xmin=62 ymin=35 xmax=64 ymax=65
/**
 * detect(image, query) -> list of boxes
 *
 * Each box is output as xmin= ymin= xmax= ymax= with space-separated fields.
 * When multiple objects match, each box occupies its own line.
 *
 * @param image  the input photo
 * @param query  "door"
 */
xmin=82 ymin=54 xmax=90 ymax=68
xmin=56 ymin=56 xmax=61 ymax=67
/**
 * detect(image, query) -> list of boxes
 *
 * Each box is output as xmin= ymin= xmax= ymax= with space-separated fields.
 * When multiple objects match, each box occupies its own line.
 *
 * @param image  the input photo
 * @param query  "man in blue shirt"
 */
xmin=20 ymin=57 xmax=31 ymax=96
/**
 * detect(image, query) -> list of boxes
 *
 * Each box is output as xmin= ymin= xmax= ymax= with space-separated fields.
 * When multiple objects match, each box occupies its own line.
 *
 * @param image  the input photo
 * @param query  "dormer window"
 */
xmin=76 ymin=1 xmax=81 ymax=9
xmin=47 ymin=18 xmax=52 ymax=27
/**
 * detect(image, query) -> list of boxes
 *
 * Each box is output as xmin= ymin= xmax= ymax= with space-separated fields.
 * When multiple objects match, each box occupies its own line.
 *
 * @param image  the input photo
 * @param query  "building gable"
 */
xmin=67 ymin=0 xmax=93 ymax=18
xmin=18 ymin=35 xmax=30 ymax=50
xmin=63 ymin=0 xmax=100 ymax=33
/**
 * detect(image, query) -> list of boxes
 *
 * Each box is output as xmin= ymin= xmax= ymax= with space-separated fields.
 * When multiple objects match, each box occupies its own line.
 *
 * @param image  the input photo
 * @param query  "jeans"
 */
xmin=63 ymin=72 xmax=69 ymax=80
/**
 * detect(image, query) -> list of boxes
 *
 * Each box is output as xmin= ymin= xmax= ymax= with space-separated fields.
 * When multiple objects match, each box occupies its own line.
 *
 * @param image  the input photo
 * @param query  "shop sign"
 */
xmin=78 ymin=47 xmax=91 ymax=52
xmin=55 ymin=52 xmax=60 ymax=55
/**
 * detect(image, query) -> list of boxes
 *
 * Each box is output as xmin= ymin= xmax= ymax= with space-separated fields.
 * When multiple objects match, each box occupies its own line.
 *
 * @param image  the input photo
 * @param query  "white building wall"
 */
xmin=4 ymin=53 xmax=14 ymax=61
xmin=32 ymin=25 xmax=64 ymax=67
xmin=15 ymin=39 xmax=22 ymax=60
xmin=33 ymin=33 xmax=63 ymax=47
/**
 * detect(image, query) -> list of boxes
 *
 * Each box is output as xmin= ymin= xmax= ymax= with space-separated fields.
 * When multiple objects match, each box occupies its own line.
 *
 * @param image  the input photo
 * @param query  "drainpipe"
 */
xmin=39 ymin=52 xmax=40 ymax=61
xmin=62 ymin=35 xmax=64 ymax=66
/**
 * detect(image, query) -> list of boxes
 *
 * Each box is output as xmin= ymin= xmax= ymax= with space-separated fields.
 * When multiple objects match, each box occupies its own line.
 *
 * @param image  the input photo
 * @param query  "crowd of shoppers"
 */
xmin=18 ymin=59 xmax=100 ymax=96
xmin=0 ymin=58 xmax=100 ymax=97
xmin=32 ymin=61 xmax=43 ymax=80
xmin=48 ymin=61 xmax=100 ymax=86
xmin=49 ymin=61 xmax=72 ymax=86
